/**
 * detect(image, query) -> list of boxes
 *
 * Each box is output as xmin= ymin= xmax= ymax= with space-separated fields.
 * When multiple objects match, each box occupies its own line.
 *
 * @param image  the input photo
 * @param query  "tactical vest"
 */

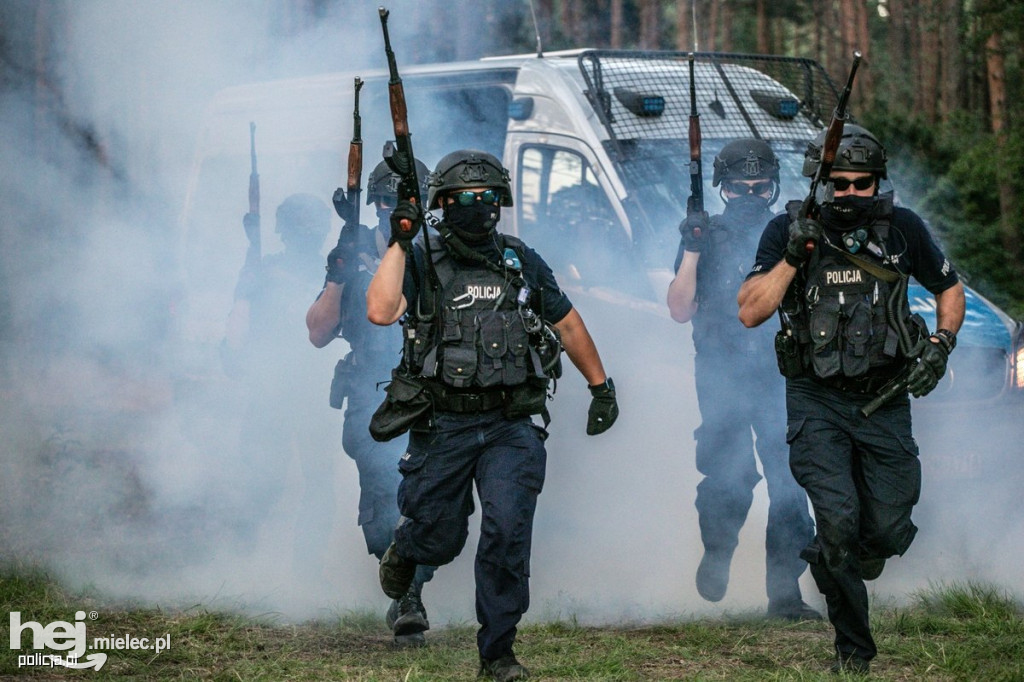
xmin=783 ymin=199 xmax=914 ymax=381
xmin=338 ymin=226 xmax=401 ymax=359
xmin=693 ymin=211 xmax=775 ymax=357
xmin=403 ymin=235 xmax=555 ymax=391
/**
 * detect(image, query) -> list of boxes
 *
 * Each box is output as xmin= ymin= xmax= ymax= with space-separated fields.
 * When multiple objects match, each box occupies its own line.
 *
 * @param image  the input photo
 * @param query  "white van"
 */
xmin=179 ymin=48 xmax=1023 ymax=407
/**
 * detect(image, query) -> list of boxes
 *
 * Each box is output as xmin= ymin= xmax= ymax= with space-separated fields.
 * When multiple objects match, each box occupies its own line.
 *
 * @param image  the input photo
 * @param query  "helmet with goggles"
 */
xmin=426 ymin=150 xmax=513 ymax=210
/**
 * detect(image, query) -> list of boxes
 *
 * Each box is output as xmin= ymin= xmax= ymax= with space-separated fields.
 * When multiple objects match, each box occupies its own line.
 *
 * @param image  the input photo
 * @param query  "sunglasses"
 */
xmin=452 ymin=189 xmax=500 ymax=206
xmin=723 ymin=180 xmax=773 ymax=196
xmin=830 ymin=176 xmax=875 ymax=191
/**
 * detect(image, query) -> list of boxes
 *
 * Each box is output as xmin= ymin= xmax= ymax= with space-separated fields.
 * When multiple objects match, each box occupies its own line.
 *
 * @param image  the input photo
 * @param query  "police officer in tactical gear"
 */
xmin=224 ymin=192 xmax=338 ymax=584
xmin=738 ymin=125 xmax=966 ymax=674
xmin=306 ymin=159 xmax=436 ymax=646
xmin=366 ymin=150 xmax=619 ymax=682
xmin=667 ymin=139 xmax=819 ymax=622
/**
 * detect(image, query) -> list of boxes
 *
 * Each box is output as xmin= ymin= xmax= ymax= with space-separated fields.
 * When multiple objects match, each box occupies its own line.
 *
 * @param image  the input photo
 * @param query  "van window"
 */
xmin=517 ymin=145 xmax=646 ymax=295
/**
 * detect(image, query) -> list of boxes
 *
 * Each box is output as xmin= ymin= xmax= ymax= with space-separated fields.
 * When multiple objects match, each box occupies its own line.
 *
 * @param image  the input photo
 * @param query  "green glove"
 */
xmin=586 ymin=378 xmax=619 ymax=435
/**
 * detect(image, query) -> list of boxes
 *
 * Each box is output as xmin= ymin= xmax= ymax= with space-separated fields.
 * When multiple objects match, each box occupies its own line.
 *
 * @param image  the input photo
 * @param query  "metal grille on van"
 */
xmin=577 ymin=50 xmax=842 ymax=149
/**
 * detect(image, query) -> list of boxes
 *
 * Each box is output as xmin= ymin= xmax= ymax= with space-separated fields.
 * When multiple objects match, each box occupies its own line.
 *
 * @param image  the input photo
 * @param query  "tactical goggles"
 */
xmin=723 ymin=180 xmax=773 ymax=195
xmin=452 ymin=189 xmax=500 ymax=206
xmin=829 ymin=175 xmax=875 ymax=191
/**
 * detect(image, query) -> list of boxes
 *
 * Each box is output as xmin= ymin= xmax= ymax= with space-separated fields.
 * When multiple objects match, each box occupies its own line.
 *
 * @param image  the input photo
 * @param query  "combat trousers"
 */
xmin=786 ymin=377 xmax=921 ymax=662
xmin=395 ymin=410 xmax=547 ymax=660
xmin=693 ymin=354 xmax=814 ymax=604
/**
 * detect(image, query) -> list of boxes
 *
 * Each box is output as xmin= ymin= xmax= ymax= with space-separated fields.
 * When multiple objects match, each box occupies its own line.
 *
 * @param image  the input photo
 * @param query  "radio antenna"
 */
xmin=528 ymin=0 xmax=543 ymax=57
xmin=691 ymin=0 xmax=699 ymax=52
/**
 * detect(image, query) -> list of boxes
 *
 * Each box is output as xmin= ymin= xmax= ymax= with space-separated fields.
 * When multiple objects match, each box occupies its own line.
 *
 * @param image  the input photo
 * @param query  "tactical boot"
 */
xmin=767 ymin=599 xmax=823 ymax=622
xmin=379 ymin=542 xmax=416 ymax=599
xmin=478 ymin=653 xmax=529 ymax=681
xmin=696 ymin=548 xmax=733 ymax=602
xmin=386 ymin=587 xmax=429 ymax=643
xmin=860 ymin=557 xmax=885 ymax=581
xmin=830 ymin=653 xmax=870 ymax=675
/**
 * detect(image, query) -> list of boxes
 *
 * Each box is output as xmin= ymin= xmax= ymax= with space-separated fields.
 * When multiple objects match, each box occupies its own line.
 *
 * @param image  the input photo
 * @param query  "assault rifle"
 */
xmin=243 ymin=121 xmax=261 ymax=267
xmin=378 ymin=6 xmax=422 ymax=237
xmin=686 ymin=53 xmax=704 ymax=230
xmin=800 ymin=51 xmax=862 ymax=251
xmin=332 ymin=77 xmax=364 ymax=225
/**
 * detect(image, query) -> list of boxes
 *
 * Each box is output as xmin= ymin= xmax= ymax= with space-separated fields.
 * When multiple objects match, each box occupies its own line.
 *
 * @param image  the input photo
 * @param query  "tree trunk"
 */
xmin=611 ymin=0 xmax=623 ymax=48
xmin=985 ymin=30 xmax=1019 ymax=260
xmin=756 ymin=0 xmax=769 ymax=53
xmin=675 ymin=0 xmax=692 ymax=51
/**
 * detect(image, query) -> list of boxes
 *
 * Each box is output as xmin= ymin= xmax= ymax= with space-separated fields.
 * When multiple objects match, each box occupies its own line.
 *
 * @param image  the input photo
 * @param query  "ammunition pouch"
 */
xmin=774 ymin=328 xmax=804 ymax=379
xmin=368 ymin=369 xmax=433 ymax=442
xmin=329 ymin=354 xmax=352 ymax=409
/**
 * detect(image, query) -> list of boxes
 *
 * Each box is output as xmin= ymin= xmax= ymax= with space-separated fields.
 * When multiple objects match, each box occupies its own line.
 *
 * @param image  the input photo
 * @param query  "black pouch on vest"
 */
xmin=368 ymin=369 xmax=433 ymax=442
xmin=329 ymin=355 xmax=351 ymax=409
xmin=774 ymin=329 xmax=803 ymax=379
xmin=809 ymin=299 xmax=842 ymax=378
xmin=503 ymin=376 xmax=550 ymax=420
xmin=842 ymin=299 xmax=872 ymax=376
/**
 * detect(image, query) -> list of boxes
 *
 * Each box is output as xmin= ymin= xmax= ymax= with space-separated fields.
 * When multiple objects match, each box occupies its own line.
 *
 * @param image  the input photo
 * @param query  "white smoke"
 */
xmin=0 ymin=0 xmax=1019 ymax=635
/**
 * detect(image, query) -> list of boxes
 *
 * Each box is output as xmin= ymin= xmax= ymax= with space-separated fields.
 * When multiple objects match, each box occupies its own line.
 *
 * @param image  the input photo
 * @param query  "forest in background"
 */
xmin=2 ymin=0 xmax=1022 ymax=316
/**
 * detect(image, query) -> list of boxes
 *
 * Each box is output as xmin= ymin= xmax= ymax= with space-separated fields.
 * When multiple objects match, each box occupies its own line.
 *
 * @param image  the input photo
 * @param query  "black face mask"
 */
xmin=376 ymin=206 xmax=393 ymax=241
xmin=820 ymin=195 xmax=877 ymax=231
xmin=444 ymin=202 xmax=500 ymax=243
xmin=722 ymin=194 xmax=771 ymax=227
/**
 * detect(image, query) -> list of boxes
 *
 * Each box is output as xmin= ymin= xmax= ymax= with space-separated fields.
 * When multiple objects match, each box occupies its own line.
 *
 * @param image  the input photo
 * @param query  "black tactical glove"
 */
xmin=784 ymin=217 xmax=822 ymax=267
xmin=388 ymin=199 xmax=423 ymax=249
xmin=906 ymin=338 xmax=950 ymax=398
xmin=586 ymin=377 xmax=619 ymax=436
xmin=325 ymin=222 xmax=360 ymax=284
xmin=678 ymin=211 xmax=710 ymax=253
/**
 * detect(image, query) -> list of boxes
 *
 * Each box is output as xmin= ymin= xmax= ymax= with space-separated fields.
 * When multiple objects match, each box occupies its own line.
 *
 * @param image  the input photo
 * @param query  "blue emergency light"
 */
xmin=614 ymin=87 xmax=665 ymax=117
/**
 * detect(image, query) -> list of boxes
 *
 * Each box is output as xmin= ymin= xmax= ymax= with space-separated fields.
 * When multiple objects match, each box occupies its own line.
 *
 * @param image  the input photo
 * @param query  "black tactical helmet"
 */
xmin=426 ymin=149 xmax=513 ymax=210
xmin=802 ymin=124 xmax=888 ymax=179
xmin=365 ymin=158 xmax=430 ymax=206
xmin=712 ymin=138 xmax=780 ymax=187
xmin=275 ymin=193 xmax=331 ymax=240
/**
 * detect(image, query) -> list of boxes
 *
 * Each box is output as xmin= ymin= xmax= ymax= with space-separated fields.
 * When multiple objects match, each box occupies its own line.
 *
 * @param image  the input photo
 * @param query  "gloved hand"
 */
xmin=243 ymin=212 xmax=260 ymax=244
xmin=784 ymin=217 xmax=822 ymax=267
xmin=678 ymin=211 xmax=710 ymax=252
xmin=325 ymin=243 xmax=349 ymax=284
xmin=325 ymin=222 xmax=359 ymax=284
xmin=906 ymin=339 xmax=950 ymax=398
xmin=586 ymin=377 xmax=619 ymax=435
xmin=389 ymin=199 xmax=423 ymax=249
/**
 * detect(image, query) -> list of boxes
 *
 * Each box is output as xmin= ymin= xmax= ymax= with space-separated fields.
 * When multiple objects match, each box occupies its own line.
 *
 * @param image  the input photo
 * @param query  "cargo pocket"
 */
xmin=841 ymin=300 xmax=872 ymax=377
xmin=809 ymin=300 xmax=841 ymax=379
xmin=441 ymin=346 xmax=477 ymax=388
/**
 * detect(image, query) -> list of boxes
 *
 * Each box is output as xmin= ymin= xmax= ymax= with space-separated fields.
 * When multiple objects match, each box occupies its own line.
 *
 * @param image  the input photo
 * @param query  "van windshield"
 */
xmin=607 ymin=138 xmax=811 ymax=262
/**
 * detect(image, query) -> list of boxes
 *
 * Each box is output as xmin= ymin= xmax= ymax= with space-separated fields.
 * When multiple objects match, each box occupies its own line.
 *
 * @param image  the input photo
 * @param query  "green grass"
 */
xmin=2 ymin=564 xmax=1022 ymax=680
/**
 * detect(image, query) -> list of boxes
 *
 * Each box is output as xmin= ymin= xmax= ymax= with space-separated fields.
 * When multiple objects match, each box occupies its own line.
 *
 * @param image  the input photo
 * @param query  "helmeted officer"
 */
xmin=306 ymin=159 xmax=436 ymax=646
xmin=738 ymin=125 xmax=966 ymax=674
xmin=224 ymin=193 xmax=337 ymax=582
xmin=365 ymin=150 xmax=619 ymax=682
xmin=667 ymin=139 xmax=819 ymax=621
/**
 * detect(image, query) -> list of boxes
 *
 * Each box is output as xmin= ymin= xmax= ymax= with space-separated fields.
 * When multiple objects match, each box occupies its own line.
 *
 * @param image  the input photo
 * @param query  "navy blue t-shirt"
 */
xmin=402 ymin=231 xmax=574 ymax=325
xmin=747 ymin=205 xmax=960 ymax=295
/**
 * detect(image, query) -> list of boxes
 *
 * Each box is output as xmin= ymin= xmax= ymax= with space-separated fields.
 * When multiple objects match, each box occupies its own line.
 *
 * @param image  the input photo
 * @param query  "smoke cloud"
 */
xmin=0 ymin=0 xmax=1020 ymax=633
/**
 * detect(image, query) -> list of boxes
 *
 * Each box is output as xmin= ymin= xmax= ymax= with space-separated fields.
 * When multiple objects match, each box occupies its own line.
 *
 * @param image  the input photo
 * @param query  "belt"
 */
xmin=813 ymin=372 xmax=899 ymax=395
xmin=429 ymin=388 xmax=507 ymax=413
